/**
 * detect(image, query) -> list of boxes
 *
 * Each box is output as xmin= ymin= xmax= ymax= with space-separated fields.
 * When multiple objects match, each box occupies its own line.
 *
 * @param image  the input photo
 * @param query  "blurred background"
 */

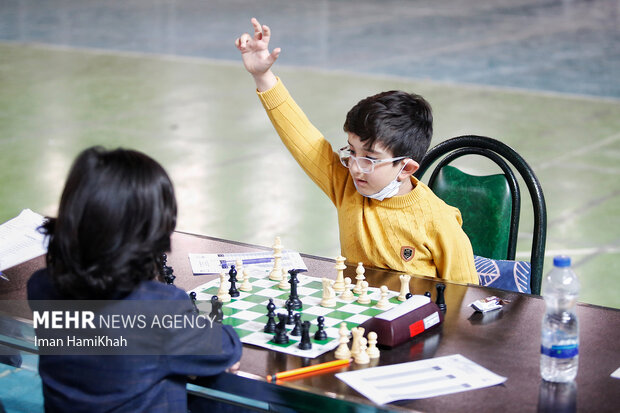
xmin=1 ymin=0 xmax=619 ymax=308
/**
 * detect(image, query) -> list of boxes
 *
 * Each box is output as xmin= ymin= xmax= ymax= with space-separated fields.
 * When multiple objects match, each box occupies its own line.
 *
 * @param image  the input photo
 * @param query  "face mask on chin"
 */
xmin=354 ymin=161 xmax=409 ymax=201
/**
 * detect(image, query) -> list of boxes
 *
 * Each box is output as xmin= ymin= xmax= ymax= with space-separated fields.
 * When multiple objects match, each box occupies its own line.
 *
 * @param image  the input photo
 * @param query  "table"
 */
xmin=2 ymin=231 xmax=619 ymax=412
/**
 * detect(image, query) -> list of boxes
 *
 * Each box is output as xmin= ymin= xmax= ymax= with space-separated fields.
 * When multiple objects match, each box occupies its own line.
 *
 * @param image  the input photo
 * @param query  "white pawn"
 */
xmin=398 ymin=274 xmax=411 ymax=301
xmin=367 ymin=331 xmax=380 ymax=359
xmin=239 ymin=268 xmax=252 ymax=292
xmin=350 ymin=327 xmax=365 ymax=357
xmin=356 ymin=281 xmax=371 ymax=304
xmin=340 ymin=277 xmax=354 ymax=300
xmin=353 ymin=262 xmax=366 ymax=294
xmin=333 ymin=255 xmax=346 ymax=292
xmin=217 ymin=271 xmax=231 ymax=303
xmin=375 ymin=285 xmax=390 ymax=309
xmin=354 ymin=337 xmax=370 ymax=364
xmin=278 ymin=267 xmax=290 ymax=290
xmin=334 ymin=322 xmax=351 ymax=360
xmin=320 ymin=278 xmax=336 ymax=307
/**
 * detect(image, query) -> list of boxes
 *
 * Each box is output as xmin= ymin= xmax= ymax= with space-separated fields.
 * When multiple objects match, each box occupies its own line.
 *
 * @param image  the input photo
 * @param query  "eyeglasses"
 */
xmin=338 ymin=146 xmax=406 ymax=173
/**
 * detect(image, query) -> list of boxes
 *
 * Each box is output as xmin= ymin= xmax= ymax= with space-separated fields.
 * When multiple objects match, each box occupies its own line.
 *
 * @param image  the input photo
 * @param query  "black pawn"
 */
xmin=436 ymin=283 xmax=446 ymax=312
xmin=424 ymin=291 xmax=431 ymax=298
xmin=273 ymin=313 xmax=289 ymax=344
xmin=405 ymin=292 xmax=413 ymax=300
xmin=285 ymin=269 xmax=303 ymax=310
xmin=290 ymin=313 xmax=302 ymax=336
xmin=299 ymin=321 xmax=312 ymax=350
xmin=264 ymin=298 xmax=277 ymax=334
xmin=189 ymin=292 xmax=199 ymax=314
xmin=286 ymin=300 xmax=295 ymax=325
xmin=210 ymin=295 xmax=223 ymax=323
xmin=228 ymin=265 xmax=239 ymax=297
xmin=314 ymin=315 xmax=327 ymax=341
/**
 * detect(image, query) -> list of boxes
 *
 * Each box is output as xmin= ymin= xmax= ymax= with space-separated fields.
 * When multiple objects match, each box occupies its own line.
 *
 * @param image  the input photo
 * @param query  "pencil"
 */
xmin=266 ymin=358 xmax=350 ymax=382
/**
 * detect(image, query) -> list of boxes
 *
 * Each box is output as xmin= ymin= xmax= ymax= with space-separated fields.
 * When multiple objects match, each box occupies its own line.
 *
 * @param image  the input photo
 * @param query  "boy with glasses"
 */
xmin=235 ymin=18 xmax=477 ymax=284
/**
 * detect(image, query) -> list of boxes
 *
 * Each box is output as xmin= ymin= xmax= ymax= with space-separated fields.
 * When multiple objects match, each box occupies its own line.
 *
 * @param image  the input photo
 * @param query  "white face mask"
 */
xmin=354 ymin=162 xmax=408 ymax=201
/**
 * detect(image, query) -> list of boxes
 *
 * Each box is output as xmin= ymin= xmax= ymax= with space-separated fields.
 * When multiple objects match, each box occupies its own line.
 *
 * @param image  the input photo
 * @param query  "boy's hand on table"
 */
xmin=226 ymin=361 xmax=241 ymax=374
xmin=235 ymin=17 xmax=279 ymax=91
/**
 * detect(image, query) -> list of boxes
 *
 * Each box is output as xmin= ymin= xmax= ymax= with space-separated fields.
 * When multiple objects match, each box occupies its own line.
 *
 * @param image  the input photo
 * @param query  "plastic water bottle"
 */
xmin=540 ymin=256 xmax=580 ymax=382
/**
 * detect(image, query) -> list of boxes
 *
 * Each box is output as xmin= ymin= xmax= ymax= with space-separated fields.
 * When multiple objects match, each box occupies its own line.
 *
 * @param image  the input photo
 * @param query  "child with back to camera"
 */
xmin=28 ymin=146 xmax=242 ymax=412
xmin=235 ymin=18 xmax=478 ymax=284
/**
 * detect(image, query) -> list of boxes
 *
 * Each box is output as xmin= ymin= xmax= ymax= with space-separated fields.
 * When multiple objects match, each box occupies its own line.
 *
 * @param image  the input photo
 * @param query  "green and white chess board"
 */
xmin=189 ymin=266 xmax=402 ymax=358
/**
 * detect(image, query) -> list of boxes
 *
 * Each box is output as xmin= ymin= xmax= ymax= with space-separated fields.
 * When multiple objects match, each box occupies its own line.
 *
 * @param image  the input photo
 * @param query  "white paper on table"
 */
xmin=0 ymin=209 xmax=48 ymax=271
xmin=188 ymin=250 xmax=307 ymax=275
xmin=336 ymin=354 xmax=506 ymax=405
xmin=612 ymin=367 xmax=620 ymax=379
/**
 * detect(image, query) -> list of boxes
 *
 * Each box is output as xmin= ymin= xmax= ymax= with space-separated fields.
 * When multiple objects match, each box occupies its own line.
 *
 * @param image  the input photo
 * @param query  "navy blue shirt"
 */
xmin=28 ymin=269 xmax=242 ymax=413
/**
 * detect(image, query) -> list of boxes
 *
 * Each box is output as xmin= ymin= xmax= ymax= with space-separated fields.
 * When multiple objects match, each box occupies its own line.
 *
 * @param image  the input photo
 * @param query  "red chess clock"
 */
xmin=358 ymin=295 xmax=443 ymax=348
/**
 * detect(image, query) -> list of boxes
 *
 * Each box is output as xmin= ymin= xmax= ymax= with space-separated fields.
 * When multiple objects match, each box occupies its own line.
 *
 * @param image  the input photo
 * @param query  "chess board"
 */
xmin=189 ymin=266 xmax=402 ymax=358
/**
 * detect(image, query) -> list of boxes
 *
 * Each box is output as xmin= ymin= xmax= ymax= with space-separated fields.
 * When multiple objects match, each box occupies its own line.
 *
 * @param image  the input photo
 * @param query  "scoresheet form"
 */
xmin=188 ymin=250 xmax=307 ymax=275
xmin=336 ymin=354 xmax=506 ymax=404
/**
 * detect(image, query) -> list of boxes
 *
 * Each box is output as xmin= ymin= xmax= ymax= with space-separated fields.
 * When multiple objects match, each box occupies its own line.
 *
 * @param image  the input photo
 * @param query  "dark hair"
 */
xmin=343 ymin=90 xmax=433 ymax=163
xmin=42 ymin=147 xmax=177 ymax=299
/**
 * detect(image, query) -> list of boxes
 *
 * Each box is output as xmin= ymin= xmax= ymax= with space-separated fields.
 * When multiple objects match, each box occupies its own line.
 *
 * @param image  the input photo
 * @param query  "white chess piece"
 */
xmin=217 ymin=271 xmax=231 ymax=303
xmin=278 ymin=267 xmax=290 ymax=290
xmin=356 ymin=281 xmax=371 ymax=304
xmin=269 ymin=237 xmax=283 ymax=281
xmin=333 ymin=255 xmax=346 ymax=292
xmin=350 ymin=327 xmax=365 ymax=357
xmin=375 ymin=285 xmax=390 ymax=309
xmin=239 ymin=268 xmax=252 ymax=292
xmin=353 ymin=262 xmax=366 ymax=294
xmin=334 ymin=322 xmax=351 ymax=360
xmin=398 ymin=274 xmax=411 ymax=301
xmin=341 ymin=277 xmax=354 ymax=300
xmin=354 ymin=337 xmax=370 ymax=364
xmin=320 ymin=278 xmax=336 ymax=307
xmin=235 ymin=259 xmax=244 ymax=276
xmin=367 ymin=331 xmax=380 ymax=359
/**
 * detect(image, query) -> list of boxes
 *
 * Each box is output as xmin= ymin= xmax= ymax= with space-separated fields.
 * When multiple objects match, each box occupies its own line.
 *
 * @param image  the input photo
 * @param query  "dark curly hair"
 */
xmin=41 ymin=146 xmax=177 ymax=299
xmin=343 ymin=90 xmax=433 ymax=164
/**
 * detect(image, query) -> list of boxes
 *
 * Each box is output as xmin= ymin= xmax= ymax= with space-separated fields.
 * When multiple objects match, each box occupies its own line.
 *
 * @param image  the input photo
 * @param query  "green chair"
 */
xmin=414 ymin=135 xmax=547 ymax=294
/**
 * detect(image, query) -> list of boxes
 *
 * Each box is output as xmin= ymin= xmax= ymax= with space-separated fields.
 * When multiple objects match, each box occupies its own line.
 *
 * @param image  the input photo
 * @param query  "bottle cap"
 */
xmin=553 ymin=255 xmax=571 ymax=267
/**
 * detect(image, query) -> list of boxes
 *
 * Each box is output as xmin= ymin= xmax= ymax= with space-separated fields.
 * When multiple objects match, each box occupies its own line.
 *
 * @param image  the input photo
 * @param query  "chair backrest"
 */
xmin=414 ymin=135 xmax=547 ymax=294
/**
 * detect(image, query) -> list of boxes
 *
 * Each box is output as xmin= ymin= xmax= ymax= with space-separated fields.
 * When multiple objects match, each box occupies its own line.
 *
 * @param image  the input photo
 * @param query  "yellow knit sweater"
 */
xmin=257 ymin=79 xmax=478 ymax=284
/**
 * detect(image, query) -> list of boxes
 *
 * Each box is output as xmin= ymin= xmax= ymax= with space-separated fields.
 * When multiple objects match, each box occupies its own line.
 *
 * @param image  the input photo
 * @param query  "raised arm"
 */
xmin=235 ymin=17 xmax=280 ymax=92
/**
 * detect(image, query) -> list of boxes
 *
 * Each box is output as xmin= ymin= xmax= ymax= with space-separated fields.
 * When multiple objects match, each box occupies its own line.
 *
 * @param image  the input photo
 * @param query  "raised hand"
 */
xmin=235 ymin=18 xmax=280 ymax=91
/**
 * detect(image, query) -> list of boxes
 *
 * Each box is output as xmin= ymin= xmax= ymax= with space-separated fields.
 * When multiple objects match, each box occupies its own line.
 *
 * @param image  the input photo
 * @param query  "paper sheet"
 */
xmin=612 ymin=367 xmax=620 ymax=379
xmin=0 ymin=209 xmax=48 ymax=271
xmin=188 ymin=250 xmax=307 ymax=275
xmin=336 ymin=354 xmax=506 ymax=404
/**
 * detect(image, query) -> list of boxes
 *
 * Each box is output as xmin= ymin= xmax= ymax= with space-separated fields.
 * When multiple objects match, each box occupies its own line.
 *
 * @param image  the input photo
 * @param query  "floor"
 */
xmin=1 ymin=0 xmax=619 ymax=310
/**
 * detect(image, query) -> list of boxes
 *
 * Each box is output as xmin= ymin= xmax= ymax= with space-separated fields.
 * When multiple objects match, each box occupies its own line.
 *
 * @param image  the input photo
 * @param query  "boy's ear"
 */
xmin=399 ymin=159 xmax=419 ymax=179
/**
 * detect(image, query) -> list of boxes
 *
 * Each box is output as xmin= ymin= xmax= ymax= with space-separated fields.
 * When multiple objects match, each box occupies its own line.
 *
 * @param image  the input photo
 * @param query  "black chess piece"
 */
xmin=228 ymin=265 xmax=240 ymax=297
xmin=210 ymin=295 xmax=223 ymax=323
xmin=298 ymin=321 xmax=312 ymax=350
xmin=424 ymin=291 xmax=432 ymax=298
xmin=405 ymin=292 xmax=413 ymax=300
xmin=290 ymin=313 xmax=302 ymax=336
xmin=436 ymin=283 xmax=446 ymax=312
xmin=189 ymin=292 xmax=199 ymax=314
xmin=161 ymin=253 xmax=175 ymax=284
xmin=314 ymin=315 xmax=327 ymax=341
xmin=285 ymin=269 xmax=303 ymax=310
xmin=286 ymin=300 xmax=295 ymax=325
xmin=272 ymin=313 xmax=289 ymax=344
xmin=264 ymin=298 xmax=277 ymax=334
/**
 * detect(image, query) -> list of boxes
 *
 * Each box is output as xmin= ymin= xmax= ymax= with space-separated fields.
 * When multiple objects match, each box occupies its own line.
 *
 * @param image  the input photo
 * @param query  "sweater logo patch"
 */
xmin=401 ymin=246 xmax=415 ymax=262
